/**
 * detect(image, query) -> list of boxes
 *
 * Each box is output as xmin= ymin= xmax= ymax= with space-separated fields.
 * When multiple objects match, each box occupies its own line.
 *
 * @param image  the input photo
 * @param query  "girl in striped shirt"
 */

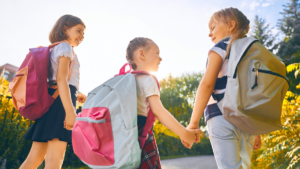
xmin=182 ymin=8 xmax=262 ymax=169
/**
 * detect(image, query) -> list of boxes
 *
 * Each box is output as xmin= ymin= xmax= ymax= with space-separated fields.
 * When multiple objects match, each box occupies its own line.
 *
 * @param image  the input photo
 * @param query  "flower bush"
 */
xmin=0 ymin=77 xmax=32 ymax=169
xmin=252 ymin=63 xmax=300 ymax=168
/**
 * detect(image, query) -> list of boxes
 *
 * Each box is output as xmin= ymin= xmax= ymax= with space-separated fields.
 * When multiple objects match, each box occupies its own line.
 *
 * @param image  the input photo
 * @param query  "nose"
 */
xmin=209 ymin=32 xmax=212 ymax=37
xmin=159 ymin=57 xmax=162 ymax=61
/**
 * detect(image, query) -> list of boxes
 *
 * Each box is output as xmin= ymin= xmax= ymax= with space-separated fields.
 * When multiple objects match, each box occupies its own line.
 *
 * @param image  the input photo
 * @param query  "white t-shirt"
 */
xmin=134 ymin=75 xmax=160 ymax=117
xmin=48 ymin=42 xmax=80 ymax=90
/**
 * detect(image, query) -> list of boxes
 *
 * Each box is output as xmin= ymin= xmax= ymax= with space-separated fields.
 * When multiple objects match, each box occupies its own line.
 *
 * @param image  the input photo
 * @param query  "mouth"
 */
xmin=76 ymin=39 xmax=82 ymax=44
xmin=211 ymin=37 xmax=216 ymax=42
xmin=157 ymin=62 xmax=160 ymax=66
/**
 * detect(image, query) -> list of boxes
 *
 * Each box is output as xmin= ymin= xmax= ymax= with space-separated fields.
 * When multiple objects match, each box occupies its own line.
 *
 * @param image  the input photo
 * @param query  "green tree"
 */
xmin=251 ymin=15 xmax=278 ymax=53
xmin=155 ymin=72 xmax=213 ymax=157
xmin=276 ymin=0 xmax=300 ymax=94
xmin=159 ymin=72 xmax=205 ymax=128
xmin=277 ymin=0 xmax=300 ymax=63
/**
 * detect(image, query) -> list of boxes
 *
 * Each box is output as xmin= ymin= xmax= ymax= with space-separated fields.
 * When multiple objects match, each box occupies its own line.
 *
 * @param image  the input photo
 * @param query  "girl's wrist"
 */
xmin=190 ymin=119 xmax=199 ymax=126
xmin=65 ymin=107 xmax=75 ymax=114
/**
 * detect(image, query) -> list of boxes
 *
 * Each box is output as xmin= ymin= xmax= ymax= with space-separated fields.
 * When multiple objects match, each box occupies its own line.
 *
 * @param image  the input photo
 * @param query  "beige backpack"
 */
xmin=217 ymin=37 xmax=289 ymax=135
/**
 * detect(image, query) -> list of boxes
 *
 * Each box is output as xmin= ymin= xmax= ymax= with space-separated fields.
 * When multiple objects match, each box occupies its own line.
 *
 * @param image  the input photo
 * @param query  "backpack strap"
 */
xmin=212 ymin=37 xmax=258 ymax=103
xmin=131 ymin=72 xmax=160 ymax=149
xmin=116 ymin=63 xmax=161 ymax=148
xmin=227 ymin=37 xmax=258 ymax=78
xmin=48 ymin=42 xmax=75 ymax=99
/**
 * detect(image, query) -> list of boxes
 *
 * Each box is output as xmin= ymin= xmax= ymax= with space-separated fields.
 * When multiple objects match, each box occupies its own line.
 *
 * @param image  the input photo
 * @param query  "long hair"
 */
xmin=49 ymin=15 xmax=86 ymax=43
xmin=209 ymin=8 xmax=250 ymax=57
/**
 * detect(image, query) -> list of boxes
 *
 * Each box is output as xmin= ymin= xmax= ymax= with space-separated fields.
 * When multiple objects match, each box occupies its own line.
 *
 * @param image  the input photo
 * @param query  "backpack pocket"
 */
xmin=72 ymin=107 xmax=114 ymax=166
xmin=9 ymin=67 xmax=28 ymax=110
xmin=250 ymin=68 xmax=289 ymax=90
xmin=245 ymin=65 xmax=289 ymax=119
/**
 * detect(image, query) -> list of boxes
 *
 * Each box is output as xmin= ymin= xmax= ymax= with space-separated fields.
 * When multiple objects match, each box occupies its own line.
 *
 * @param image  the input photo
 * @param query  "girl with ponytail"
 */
xmin=182 ymin=8 xmax=261 ymax=168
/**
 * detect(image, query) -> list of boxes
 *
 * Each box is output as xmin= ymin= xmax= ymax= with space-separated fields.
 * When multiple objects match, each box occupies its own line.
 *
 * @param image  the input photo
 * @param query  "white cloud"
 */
xmin=262 ymin=3 xmax=271 ymax=7
xmin=250 ymin=1 xmax=260 ymax=10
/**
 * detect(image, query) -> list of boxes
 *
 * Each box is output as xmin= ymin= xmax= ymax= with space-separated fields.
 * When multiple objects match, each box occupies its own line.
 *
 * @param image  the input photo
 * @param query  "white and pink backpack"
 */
xmin=72 ymin=63 xmax=159 ymax=169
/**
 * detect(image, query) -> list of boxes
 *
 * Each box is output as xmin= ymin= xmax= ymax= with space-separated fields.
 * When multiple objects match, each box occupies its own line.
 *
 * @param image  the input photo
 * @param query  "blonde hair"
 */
xmin=126 ymin=37 xmax=154 ymax=70
xmin=209 ymin=8 xmax=250 ymax=58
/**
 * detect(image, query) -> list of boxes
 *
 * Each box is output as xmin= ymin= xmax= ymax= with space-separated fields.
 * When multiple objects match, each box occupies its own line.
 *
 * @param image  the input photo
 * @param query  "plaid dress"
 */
xmin=138 ymin=116 xmax=161 ymax=169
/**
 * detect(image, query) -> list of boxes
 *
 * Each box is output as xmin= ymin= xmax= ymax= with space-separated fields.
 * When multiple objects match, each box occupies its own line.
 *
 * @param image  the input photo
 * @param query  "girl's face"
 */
xmin=144 ymin=43 xmax=162 ymax=72
xmin=209 ymin=20 xmax=233 ymax=44
xmin=65 ymin=24 xmax=85 ymax=47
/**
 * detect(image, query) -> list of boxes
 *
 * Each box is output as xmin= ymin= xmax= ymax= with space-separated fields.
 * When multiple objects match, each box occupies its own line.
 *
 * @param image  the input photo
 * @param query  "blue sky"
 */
xmin=0 ymin=0 xmax=289 ymax=94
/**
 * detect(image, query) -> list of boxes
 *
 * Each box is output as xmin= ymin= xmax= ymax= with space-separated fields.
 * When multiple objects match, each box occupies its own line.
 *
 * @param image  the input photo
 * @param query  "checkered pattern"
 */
xmin=138 ymin=125 xmax=161 ymax=169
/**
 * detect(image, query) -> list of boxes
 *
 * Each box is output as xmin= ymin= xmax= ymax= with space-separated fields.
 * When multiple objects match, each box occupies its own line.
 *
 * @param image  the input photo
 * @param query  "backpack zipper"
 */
xmin=251 ymin=68 xmax=290 ymax=89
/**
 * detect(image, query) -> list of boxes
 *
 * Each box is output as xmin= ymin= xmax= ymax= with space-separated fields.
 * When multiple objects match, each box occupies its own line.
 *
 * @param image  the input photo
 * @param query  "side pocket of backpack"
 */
xmin=72 ymin=107 xmax=114 ymax=167
xmin=9 ymin=67 xmax=28 ymax=110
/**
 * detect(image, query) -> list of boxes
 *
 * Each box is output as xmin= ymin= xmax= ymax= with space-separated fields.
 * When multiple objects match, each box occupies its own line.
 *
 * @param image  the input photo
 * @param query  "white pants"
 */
xmin=207 ymin=116 xmax=256 ymax=169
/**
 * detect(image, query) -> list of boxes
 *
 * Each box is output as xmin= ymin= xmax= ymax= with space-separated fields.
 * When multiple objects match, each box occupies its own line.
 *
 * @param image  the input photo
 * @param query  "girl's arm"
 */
xmin=189 ymin=51 xmax=223 ymax=127
xmin=148 ymin=96 xmax=201 ymax=147
xmin=57 ymin=57 xmax=77 ymax=130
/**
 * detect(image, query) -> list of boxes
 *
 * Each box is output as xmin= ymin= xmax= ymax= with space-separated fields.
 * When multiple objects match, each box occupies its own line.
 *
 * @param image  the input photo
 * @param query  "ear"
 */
xmin=228 ymin=21 xmax=236 ymax=32
xmin=63 ymin=26 xmax=68 ymax=34
xmin=137 ymin=49 xmax=146 ymax=61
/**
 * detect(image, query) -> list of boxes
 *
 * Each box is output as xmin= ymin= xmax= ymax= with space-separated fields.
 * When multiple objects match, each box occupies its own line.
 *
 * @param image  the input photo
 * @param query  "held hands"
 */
xmin=64 ymin=109 xmax=77 ymax=130
xmin=253 ymin=135 xmax=262 ymax=150
xmin=180 ymin=123 xmax=201 ymax=149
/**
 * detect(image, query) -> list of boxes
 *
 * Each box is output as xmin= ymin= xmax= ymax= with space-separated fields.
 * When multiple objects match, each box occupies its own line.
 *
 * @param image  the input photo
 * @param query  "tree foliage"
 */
xmin=154 ymin=72 xmax=213 ymax=157
xmin=0 ymin=77 xmax=32 ymax=169
xmin=277 ymin=0 xmax=300 ymax=63
xmin=252 ymin=91 xmax=300 ymax=169
xmin=0 ymin=77 xmax=87 ymax=169
xmin=251 ymin=15 xmax=278 ymax=53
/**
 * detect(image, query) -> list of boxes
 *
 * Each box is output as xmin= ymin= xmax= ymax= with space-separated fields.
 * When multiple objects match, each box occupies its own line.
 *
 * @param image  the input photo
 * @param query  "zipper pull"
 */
xmin=251 ymin=69 xmax=258 ymax=90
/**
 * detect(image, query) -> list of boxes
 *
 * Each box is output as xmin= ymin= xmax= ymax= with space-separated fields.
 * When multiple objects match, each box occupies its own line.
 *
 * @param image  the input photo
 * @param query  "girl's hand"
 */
xmin=64 ymin=109 xmax=77 ymax=130
xmin=187 ymin=123 xmax=201 ymax=143
xmin=181 ymin=123 xmax=201 ymax=148
xmin=181 ymin=129 xmax=201 ymax=149
xmin=77 ymin=93 xmax=87 ymax=103
xmin=253 ymin=135 xmax=261 ymax=150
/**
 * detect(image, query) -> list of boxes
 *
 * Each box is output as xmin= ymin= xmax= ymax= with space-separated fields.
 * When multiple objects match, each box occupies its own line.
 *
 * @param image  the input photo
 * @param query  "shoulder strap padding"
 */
xmin=227 ymin=37 xmax=258 ymax=78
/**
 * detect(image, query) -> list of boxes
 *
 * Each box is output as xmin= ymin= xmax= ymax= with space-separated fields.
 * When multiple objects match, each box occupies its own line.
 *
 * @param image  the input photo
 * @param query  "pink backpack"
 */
xmin=9 ymin=42 xmax=73 ymax=120
xmin=72 ymin=64 xmax=159 ymax=168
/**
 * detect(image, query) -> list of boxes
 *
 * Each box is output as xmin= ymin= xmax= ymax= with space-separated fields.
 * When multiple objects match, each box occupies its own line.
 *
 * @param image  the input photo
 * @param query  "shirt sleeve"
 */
xmin=141 ymin=76 xmax=160 ymax=98
xmin=208 ymin=40 xmax=228 ymax=61
xmin=209 ymin=47 xmax=226 ymax=61
xmin=52 ymin=43 xmax=73 ymax=62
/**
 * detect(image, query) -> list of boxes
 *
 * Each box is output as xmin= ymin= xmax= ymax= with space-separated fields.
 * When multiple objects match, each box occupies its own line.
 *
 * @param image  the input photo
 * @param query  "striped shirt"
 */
xmin=204 ymin=36 xmax=230 ymax=123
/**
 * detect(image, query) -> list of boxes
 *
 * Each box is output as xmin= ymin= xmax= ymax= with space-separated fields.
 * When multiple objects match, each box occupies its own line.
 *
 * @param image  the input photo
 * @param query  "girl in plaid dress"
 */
xmin=126 ymin=37 xmax=201 ymax=169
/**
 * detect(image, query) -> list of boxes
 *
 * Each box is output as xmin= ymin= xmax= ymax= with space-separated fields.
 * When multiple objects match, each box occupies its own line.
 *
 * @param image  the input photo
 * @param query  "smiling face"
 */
xmin=65 ymin=24 xmax=85 ymax=47
xmin=143 ymin=42 xmax=162 ymax=72
xmin=208 ymin=20 xmax=232 ymax=44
